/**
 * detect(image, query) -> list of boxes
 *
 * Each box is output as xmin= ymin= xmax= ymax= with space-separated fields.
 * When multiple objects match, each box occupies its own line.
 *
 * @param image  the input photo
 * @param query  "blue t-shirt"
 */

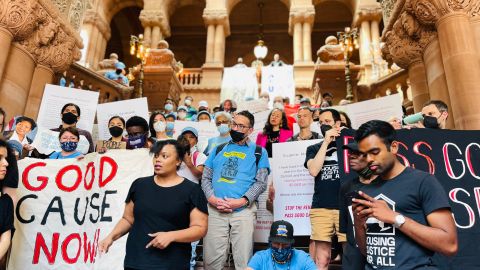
xmin=49 ymin=151 xmax=82 ymax=159
xmin=205 ymin=141 xmax=269 ymax=200
xmin=248 ymin=249 xmax=316 ymax=270
xmin=204 ymin=136 xmax=231 ymax=155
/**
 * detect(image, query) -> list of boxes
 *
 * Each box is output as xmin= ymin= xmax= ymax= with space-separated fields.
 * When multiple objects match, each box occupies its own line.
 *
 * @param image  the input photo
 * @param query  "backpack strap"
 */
xmin=215 ymin=142 xmax=229 ymax=157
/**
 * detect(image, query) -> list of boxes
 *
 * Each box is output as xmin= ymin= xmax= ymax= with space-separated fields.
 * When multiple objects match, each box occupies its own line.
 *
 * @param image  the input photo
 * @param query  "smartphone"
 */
xmin=346 ymin=190 xmax=363 ymax=202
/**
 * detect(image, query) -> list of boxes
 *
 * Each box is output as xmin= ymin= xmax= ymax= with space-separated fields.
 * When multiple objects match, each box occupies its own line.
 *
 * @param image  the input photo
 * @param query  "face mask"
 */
xmin=178 ymin=112 xmax=187 ymax=119
xmin=109 ymin=126 xmax=124 ymax=137
xmin=320 ymin=124 xmax=332 ymax=137
xmin=217 ymin=124 xmax=230 ymax=135
xmin=60 ymin=141 xmax=78 ymax=152
xmin=230 ymin=129 xmax=246 ymax=143
xmin=166 ymin=122 xmax=174 ymax=137
xmin=127 ymin=134 xmax=147 ymax=149
xmin=199 ymin=119 xmax=210 ymax=123
xmin=423 ymin=115 xmax=440 ymax=129
xmin=358 ymin=166 xmax=374 ymax=179
xmin=270 ymin=243 xmax=292 ymax=262
xmin=153 ymin=121 xmax=166 ymax=132
xmin=62 ymin=112 xmax=78 ymax=125
xmin=185 ymin=99 xmax=192 ymax=106
xmin=273 ymin=102 xmax=284 ymax=110
xmin=164 ymin=103 xmax=174 ymax=111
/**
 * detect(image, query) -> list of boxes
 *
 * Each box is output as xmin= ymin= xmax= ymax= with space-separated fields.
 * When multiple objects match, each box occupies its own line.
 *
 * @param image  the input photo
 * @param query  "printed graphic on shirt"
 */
xmin=219 ymin=151 xmax=245 ymax=183
xmin=320 ymin=164 xmax=340 ymax=181
xmin=365 ymin=194 xmax=396 ymax=268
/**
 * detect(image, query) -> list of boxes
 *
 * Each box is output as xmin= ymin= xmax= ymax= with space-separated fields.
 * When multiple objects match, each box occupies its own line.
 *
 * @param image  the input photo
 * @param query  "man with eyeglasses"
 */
xmin=201 ymin=110 xmax=270 ymax=270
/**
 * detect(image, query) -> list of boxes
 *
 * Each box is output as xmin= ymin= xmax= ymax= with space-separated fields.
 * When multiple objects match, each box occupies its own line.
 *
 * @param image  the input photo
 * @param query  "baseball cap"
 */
xmin=199 ymin=100 xmax=209 ymax=108
xmin=300 ymin=97 xmax=311 ymax=104
xmin=177 ymin=105 xmax=188 ymax=112
xmin=269 ymin=220 xmax=295 ymax=244
xmin=180 ymin=127 xmax=198 ymax=139
xmin=342 ymin=142 xmax=359 ymax=153
xmin=114 ymin=62 xmax=126 ymax=70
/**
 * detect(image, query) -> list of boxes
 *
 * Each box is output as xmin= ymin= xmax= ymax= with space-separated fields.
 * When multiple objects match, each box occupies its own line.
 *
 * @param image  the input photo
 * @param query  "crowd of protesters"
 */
xmin=0 ymin=94 xmax=458 ymax=270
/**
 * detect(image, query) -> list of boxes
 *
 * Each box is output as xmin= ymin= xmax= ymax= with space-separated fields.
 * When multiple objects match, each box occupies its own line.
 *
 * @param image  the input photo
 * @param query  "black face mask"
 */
xmin=62 ymin=112 xmax=78 ymax=125
xmin=358 ymin=166 xmax=374 ymax=179
xmin=109 ymin=126 xmax=124 ymax=137
xmin=230 ymin=129 xmax=246 ymax=143
xmin=115 ymin=69 xmax=122 ymax=75
xmin=423 ymin=115 xmax=440 ymax=129
xmin=320 ymin=124 xmax=332 ymax=137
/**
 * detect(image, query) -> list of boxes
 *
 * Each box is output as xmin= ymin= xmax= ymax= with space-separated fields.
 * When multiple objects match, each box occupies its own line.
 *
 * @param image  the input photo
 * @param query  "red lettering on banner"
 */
xmin=343 ymin=136 xmax=354 ymax=174
xmin=395 ymin=141 xmax=411 ymax=167
xmin=466 ymin=143 xmax=480 ymax=180
xmin=23 ymin=162 xmax=48 ymax=191
xmin=33 ymin=232 xmax=59 ymax=264
xmin=83 ymin=229 xmax=100 ymax=263
xmin=84 ymin=162 xmax=96 ymax=190
xmin=61 ymin=233 xmax=81 ymax=264
xmin=56 ymin=165 xmax=83 ymax=192
xmin=443 ymin=143 xmax=466 ymax=180
xmin=99 ymin=156 xmax=118 ymax=188
xmin=449 ymin=188 xmax=475 ymax=229
xmin=413 ymin=141 xmax=435 ymax=174
xmin=475 ymin=188 xmax=480 ymax=221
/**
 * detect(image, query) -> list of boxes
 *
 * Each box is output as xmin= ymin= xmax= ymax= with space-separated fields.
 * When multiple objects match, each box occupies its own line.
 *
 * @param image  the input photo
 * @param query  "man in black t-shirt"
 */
xmin=304 ymin=109 xmax=345 ymax=270
xmin=338 ymin=142 xmax=377 ymax=270
xmin=352 ymin=120 xmax=458 ymax=269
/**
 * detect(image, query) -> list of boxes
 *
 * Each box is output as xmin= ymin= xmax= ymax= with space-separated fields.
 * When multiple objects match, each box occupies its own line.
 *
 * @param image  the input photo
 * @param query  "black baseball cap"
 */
xmin=342 ymin=142 xmax=360 ymax=153
xmin=269 ymin=220 xmax=295 ymax=244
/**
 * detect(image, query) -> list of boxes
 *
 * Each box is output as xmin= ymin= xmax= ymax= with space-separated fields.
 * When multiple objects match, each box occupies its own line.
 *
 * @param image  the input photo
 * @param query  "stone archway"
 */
xmin=226 ymin=0 xmax=291 ymax=67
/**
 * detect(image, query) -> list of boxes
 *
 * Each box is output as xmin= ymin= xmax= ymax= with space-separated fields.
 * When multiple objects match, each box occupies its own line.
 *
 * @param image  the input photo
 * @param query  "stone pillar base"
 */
xmin=201 ymin=64 xmax=224 ymax=89
xmin=294 ymin=62 xmax=315 ymax=91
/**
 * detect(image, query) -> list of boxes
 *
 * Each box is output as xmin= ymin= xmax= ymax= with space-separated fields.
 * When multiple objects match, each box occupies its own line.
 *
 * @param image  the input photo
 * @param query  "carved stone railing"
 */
xmin=55 ymin=63 xmax=134 ymax=103
xmin=178 ymin=68 xmax=203 ymax=88
xmin=369 ymin=68 xmax=413 ymax=113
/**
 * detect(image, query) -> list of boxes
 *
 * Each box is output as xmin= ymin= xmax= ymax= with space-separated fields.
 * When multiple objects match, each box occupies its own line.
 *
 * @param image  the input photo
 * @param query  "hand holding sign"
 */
xmin=146 ymin=232 xmax=175 ymax=249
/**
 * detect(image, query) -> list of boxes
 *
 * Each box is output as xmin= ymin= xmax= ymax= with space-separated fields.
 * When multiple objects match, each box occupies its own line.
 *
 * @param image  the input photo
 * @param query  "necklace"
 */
xmin=297 ymin=132 xmax=313 ymax=140
xmin=271 ymin=253 xmax=291 ymax=270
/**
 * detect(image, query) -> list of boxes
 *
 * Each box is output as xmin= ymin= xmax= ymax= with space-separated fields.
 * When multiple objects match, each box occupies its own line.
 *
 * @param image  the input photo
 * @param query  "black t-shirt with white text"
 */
xmin=359 ymin=167 xmax=450 ymax=270
xmin=339 ymin=177 xmax=367 ymax=270
xmin=304 ymin=141 xmax=340 ymax=209
xmin=124 ymin=176 xmax=208 ymax=270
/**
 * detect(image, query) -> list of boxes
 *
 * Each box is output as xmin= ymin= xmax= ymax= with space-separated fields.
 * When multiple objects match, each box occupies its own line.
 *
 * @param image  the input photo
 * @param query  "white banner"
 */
xmin=171 ymin=121 xmax=219 ymax=153
xmin=272 ymin=140 xmax=320 ymax=235
xmin=254 ymin=160 xmax=274 ymax=243
xmin=96 ymin=98 xmax=149 ymax=140
xmin=9 ymin=150 xmax=153 ymax=270
xmin=220 ymin=67 xmax=259 ymax=104
xmin=261 ymin=66 xmax=295 ymax=108
xmin=249 ymin=110 xmax=271 ymax=142
xmin=237 ymin=99 xmax=269 ymax=114
xmin=36 ymin=84 xmax=99 ymax=133
xmin=31 ymin=128 xmax=91 ymax=155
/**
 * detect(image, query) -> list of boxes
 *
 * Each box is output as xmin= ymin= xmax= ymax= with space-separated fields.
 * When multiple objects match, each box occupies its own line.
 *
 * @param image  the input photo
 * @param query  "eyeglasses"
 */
xmin=231 ymin=122 xmax=251 ymax=130
xmin=216 ymin=120 xmax=230 ymax=126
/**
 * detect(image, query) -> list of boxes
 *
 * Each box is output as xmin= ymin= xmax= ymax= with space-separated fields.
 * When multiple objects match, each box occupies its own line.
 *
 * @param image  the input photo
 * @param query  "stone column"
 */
xmin=144 ymin=26 xmax=152 ymax=46
xmin=0 ymin=44 xmax=36 ymax=117
xmin=408 ymin=61 xmax=430 ymax=112
xmin=205 ymin=24 xmax=215 ymax=63
xmin=302 ymin=22 xmax=312 ymax=62
xmin=359 ymin=20 xmax=372 ymax=65
xmin=85 ymin=26 xmax=99 ymax=68
xmin=0 ymin=28 xmax=13 ymax=83
xmin=423 ymin=38 xmax=454 ymax=128
xmin=371 ymin=20 xmax=381 ymax=58
xmin=151 ymin=25 xmax=162 ymax=48
xmin=471 ymin=17 xmax=480 ymax=54
xmin=213 ymin=24 xmax=225 ymax=64
xmin=436 ymin=13 xmax=480 ymax=129
xmin=24 ymin=65 xmax=54 ymax=118
xmin=293 ymin=22 xmax=303 ymax=62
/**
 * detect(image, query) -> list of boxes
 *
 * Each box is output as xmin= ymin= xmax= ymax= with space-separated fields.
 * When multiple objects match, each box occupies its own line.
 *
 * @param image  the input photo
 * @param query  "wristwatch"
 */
xmin=242 ymin=196 xmax=250 ymax=207
xmin=393 ymin=214 xmax=406 ymax=228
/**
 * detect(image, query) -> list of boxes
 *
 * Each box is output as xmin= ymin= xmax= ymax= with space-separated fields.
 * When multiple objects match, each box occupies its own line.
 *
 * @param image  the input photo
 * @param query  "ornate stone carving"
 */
xmin=145 ymin=40 xmax=176 ymax=69
xmin=83 ymin=9 xmax=111 ymax=40
xmin=68 ymin=0 xmax=85 ymax=31
xmin=288 ymin=5 xmax=315 ymax=34
xmin=0 ymin=0 xmax=41 ymax=40
xmin=380 ymin=0 xmax=396 ymax=25
xmin=140 ymin=9 xmax=171 ymax=37
xmin=316 ymin=36 xmax=344 ymax=64
xmin=52 ymin=0 xmax=69 ymax=14
xmin=202 ymin=9 xmax=230 ymax=36
xmin=98 ymin=53 xmax=118 ymax=72
xmin=354 ymin=6 xmax=383 ymax=26
xmin=405 ymin=0 xmax=479 ymax=25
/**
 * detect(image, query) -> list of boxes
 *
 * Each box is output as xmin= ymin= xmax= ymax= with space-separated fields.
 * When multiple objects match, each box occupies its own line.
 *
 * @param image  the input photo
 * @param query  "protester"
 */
xmin=388 ymin=116 xmax=402 ymax=130
xmin=312 ymin=108 xmax=320 ymax=122
xmin=3 ymin=116 xmax=36 ymax=158
xmin=339 ymin=111 xmax=352 ymax=128
xmin=322 ymin=92 xmax=334 ymax=106
xmin=49 ymin=127 xmax=83 ymax=159
xmin=212 ymin=106 xmax=221 ymax=114
xmin=304 ymin=108 xmax=346 ymax=269
xmin=256 ymin=108 xmax=292 ymax=158
xmin=288 ymin=107 xmax=320 ymax=141
xmin=164 ymin=116 xmax=175 ymax=137
xmin=259 ymin=92 xmax=270 ymax=103
xmin=51 ymin=103 xmax=94 ymax=153
xmin=149 ymin=112 xmax=170 ymax=143
xmin=221 ymin=99 xmax=234 ymax=113
xmin=164 ymin=98 xmax=175 ymax=115
xmin=246 ymin=220 xmax=316 ymax=270
xmin=272 ymin=96 xmax=284 ymax=110
xmin=107 ymin=116 xmax=126 ymax=142
xmin=201 ymin=110 xmax=270 ymax=270
xmin=198 ymin=100 xmax=209 ymax=112
xmin=99 ymin=139 xmax=208 ymax=269
xmin=338 ymin=142 xmax=376 ymax=270
xmin=0 ymin=139 xmax=15 ymax=262
xmin=419 ymin=100 xmax=449 ymax=129
xmin=104 ymin=61 xmax=129 ymax=86
xmin=299 ymin=97 xmax=311 ymax=108
xmin=196 ymin=111 xmax=211 ymax=122
xmin=295 ymin=94 xmax=303 ymax=105
xmin=0 ymin=108 xmax=5 ymax=134
xmin=177 ymin=106 xmax=188 ymax=121
xmin=177 ymin=127 xmax=207 ymax=184
xmin=184 ymin=96 xmax=197 ymax=120
xmin=353 ymin=120 xmax=457 ymax=269
xmin=204 ymin=112 xmax=232 ymax=155
xmin=125 ymin=116 xmax=150 ymax=149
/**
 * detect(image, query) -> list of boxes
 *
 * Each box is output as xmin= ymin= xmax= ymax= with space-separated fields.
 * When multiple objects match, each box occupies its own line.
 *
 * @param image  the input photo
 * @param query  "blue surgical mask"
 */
xmin=60 ymin=141 xmax=78 ymax=152
xmin=127 ymin=134 xmax=147 ymax=149
xmin=217 ymin=124 xmax=230 ymax=135
xmin=270 ymin=243 xmax=292 ymax=262
xmin=165 ymin=103 xmax=174 ymax=111
xmin=166 ymin=122 xmax=175 ymax=137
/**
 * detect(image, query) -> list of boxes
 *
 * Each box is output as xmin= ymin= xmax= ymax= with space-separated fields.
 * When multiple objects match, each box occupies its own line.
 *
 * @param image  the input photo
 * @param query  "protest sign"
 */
xmin=337 ymin=128 xmax=480 ymax=270
xmin=343 ymin=94 xmax=402 ymax=129
xmin=237 ymin=99 xmax=269 ymax=114
xmin=9 ymin=149 xmax=153 ymax=270
xmin=96 ymin=98 xmax=149 ymax=140
xmin=261 ymin=66 xmax=295 ymax=108
xmin=171 ymin=121 xmax=219 ymax=152
xmin=32 ymin=128 xmax=91 ymax=155
xmin=272 ymin=140 xmax=320 ymax=235
xmin=36 ymin=84 xmax=99 ymax=133
xmin=220 ymin=67 xmax=259 ymax=104
xmin=254 ymin=161 xmax=274 ymax=243
xmin=96 ymin=140 xmax=126 ymax=150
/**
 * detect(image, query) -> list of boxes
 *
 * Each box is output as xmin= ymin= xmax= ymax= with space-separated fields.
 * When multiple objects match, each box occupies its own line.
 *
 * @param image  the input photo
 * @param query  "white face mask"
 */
xmin=273 ymin=102 xmax=284 ymax=110
xmin=153 ymin=121 xmax=166 ymax=132
xmin=178 ymin=112 xmax=187 ymax=119
xmin=199 ymin=119 xmax=210 ymax=123
xmin=185 ymin=99 xmax=192 ymax=106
